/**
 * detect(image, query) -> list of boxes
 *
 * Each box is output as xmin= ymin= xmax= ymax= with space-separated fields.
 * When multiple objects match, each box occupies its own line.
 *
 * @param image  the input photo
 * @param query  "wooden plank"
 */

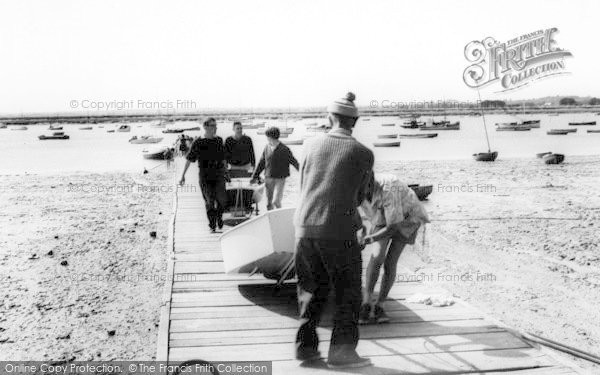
xmin=168 ymin=299 xmax=455 ymax=320
xmin=170 ymin=320 xmax=505 ymax=348
xmin=267 ymin=349 xmax=555 ymax=375
xmin=168 ymin=348 xmax=555 ymax=374
xmin=169 ymin=319 xmax=496 ymax=344
xmin=169 ymin=308 xmax=483 ymax=333
xmin=174 ymin=262 xmax=224 ymax=274
xmin=174 ymin=253 xmax=224 ymax=262
xmin=169 ymin=331 xmax=529 ymax=360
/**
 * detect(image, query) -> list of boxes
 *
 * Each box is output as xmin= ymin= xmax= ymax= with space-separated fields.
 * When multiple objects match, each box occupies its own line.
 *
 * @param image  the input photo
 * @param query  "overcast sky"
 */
xmin=0 ymin=0 xmax=597 ymax=114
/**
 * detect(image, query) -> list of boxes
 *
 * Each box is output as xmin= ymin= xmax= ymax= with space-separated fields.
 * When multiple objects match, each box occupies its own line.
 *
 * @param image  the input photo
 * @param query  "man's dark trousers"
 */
xmin=295 ymin=237 xmax=362 ymax=358
xmin=199 ymin=177 xmax=227 ymax=229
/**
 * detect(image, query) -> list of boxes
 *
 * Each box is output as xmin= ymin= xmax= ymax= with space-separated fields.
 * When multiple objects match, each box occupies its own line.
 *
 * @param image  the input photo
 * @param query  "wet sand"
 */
xmin=0 ymin=168 xmax=175 ymax=361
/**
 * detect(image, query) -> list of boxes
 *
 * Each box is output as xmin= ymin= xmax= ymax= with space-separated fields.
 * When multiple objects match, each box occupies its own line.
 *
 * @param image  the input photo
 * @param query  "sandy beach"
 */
xmin=0 ymin=168 xmax=175 ymax=361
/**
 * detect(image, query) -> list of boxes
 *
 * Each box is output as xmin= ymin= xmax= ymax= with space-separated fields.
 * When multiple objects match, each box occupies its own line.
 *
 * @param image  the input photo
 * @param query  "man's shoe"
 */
xmin=327 ymin=353 xmax=372 ymax=369
xmin=373 ymin=305 xmax=390 ymax=324
xmin=358 ymin=304 xmax=372 ymax=325
xmin=295 ymin=348 xmax=321 ymax=362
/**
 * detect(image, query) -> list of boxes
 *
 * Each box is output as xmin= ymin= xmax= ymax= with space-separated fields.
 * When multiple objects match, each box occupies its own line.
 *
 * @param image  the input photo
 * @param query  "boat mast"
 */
xmin=477 ymin=88 xmax=491 ymax=152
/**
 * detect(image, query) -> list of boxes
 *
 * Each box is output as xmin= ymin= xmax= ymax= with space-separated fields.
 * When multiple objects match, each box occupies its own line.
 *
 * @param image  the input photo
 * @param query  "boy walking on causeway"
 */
xmin=293 ymin=92 xmax=374 ymax=368
xmin=251 ymin=127 xmax=299 ymax=210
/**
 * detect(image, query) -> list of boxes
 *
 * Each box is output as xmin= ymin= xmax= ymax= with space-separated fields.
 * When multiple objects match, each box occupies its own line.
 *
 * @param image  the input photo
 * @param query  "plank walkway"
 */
xmin=157 ymin=162 xmax=583 ymax=374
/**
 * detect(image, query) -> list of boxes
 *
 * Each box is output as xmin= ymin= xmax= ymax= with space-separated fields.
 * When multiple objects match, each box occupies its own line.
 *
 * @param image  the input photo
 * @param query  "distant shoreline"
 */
xmin=1 ymin=106 xmax=599 ymax=125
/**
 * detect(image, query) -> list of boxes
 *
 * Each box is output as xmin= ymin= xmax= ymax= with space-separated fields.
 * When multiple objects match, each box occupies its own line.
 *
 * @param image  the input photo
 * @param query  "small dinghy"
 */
xmin=568 ymin=121 xmax=596 ymax=126
xmin=49 ymin=125 xmax=63 ymax=130
xmin=587 ymin=130 xmax=600 ymax=133
xmin=473 ymin=151 xmax=498 ymax=161
xmin=521 ymin=120 xmax=541 ymax=128
xmin=401 ymin=121 xmax=425 ymax=129
xmin=399 ymin=133 xmax=437 ymax=138
xmin=282 ymin=139 xmax=304 ymax=145
xmin=407 ymin=184 xmax=433 ymax=201
xmin=129 ymin=135 xmax=164 ymax=144
xmin=11 ymin=126 xmax=28 ymax=130
xmin=79 ymin=126 xmax=93 ymax=130
xmin=39 ymin=131 xmax=69 ymax=140
xmin=543 ymin=153 xmax=565 ymax=164
xmin=0 ymin=124 xmax=7 ymax=129
xmin=220 ymin=207 xmax=296 ymax=282
xmin=142 ymin=146 xmax=171 ymax=160
xmin=162 ymin=128 xmax=184 ymax=133
xmin=306 ymin=124 xmax=331 ymax=132
xmin=381 ymin=123 xmax=396 ymax=127
xmin=420 ymin=122 xmax=460 ymax=130
xmin=116 ymin=124 xmax=131 ymax=132
xmin=536 ymin=152 xmax=552 ymax=158
xmin=547 ymin=129 xmax=570 ymax=135
xmin=377 ymin=134 xmax=398 ymax=139
xmin=373 ymin=141 xmax=400 ymax=147
xmin=107 ymin=129 xmax=115 ymax=133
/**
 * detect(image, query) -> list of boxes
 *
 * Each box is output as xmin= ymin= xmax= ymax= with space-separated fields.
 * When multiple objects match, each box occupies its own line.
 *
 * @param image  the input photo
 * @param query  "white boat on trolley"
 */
xmin=219 ymin=207 xmax=296 ymax=283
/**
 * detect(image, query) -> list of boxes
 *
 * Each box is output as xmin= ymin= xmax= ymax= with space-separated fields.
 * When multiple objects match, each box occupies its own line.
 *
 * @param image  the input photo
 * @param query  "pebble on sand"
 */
xmin=60 ymin=260 xmax=68 ymax=266
xmin=149 ymin=231 xmax=157 ymax=238
xmin=107 ymin=330 xmax=116 ymax=337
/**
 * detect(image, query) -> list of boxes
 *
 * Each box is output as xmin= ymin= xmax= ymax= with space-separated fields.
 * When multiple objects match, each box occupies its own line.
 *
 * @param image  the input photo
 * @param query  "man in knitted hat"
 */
xmin=294 ymin=92 xmax=374 ymax=368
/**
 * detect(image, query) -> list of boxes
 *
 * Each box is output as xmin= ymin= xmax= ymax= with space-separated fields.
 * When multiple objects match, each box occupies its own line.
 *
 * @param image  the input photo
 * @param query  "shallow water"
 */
xmin=0 ymin=113 xmax=598 ymax=174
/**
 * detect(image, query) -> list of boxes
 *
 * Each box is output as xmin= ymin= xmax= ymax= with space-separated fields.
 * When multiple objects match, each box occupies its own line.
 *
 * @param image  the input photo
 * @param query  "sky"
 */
xmin=0 ymin=0 xmax=598 ymax=114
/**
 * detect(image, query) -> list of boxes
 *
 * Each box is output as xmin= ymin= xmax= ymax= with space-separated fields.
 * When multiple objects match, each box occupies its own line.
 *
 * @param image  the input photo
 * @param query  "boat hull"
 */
xmin=219 ymin=207 xmax=295 ymax=276
xmin=399 ymin=133 xmax=437 ymax=138
xmin=377 ymin=134 xmax=398 ymax=139
xmin=473 ymin=151 xmax=498 ymax=162
xmin=543 ymin=153 xmax=565 ymax=164
xmin=568 ymin=121 xmax=596 ymax=126
xmin=373 ymin=141 xmax=401 ymax=147
xmin=39 ymin=135 xmax=70 ymax=140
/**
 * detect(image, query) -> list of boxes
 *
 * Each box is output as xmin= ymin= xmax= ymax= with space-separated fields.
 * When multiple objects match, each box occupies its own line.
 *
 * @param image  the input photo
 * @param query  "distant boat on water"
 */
xmin=373 ymin=141 xmax=400 ymax=147
xmin=420 ymin=122 xmax=459 ymax=130
xmin=496 ymin=125 xmax=531 ymax=131
xmin=129 ymin=135 xmax=163 ymax=144
xmin=11 ymin=126 xmax=28 ymax=130
xmin=568 ymin=121 xmax=596 ymax=126
xmin=547 ymin=129 xmax=571 ymax=135
xmin=399 ymin=133 xmax=437 ymax=138
xmin=400 ymin=120 xmax=425 ymax=129
xmin=39 ymin=131 xmax=69 ymax=140
xmin=381 ymin=123 xmax=395 ymax=127
xmin=587 ymin=130 xmax=600 ymax=133
xmin=79 ymin=126 xmax=93 ymax=130
xmin=377 ymin=134 xmax=398 ymax=139
xmin=142 ymin=146 xmax=171 ymax=160
xmin=521 ymin=120 xmax=541 ymax=128
xmin=117 ymin=125 xmax=131 ymax=132
xmin=49 ymin=125 xmax=63 ymax=130
xmin=0 ymin=124 xmax=7 ymax=129
xmin=162 ymin=128 xmax=184 ymax=134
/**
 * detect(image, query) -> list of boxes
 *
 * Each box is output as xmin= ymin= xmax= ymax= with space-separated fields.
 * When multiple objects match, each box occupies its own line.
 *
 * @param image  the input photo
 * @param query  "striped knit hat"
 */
xmin=327 ymin=92 xmax=358 ymax=118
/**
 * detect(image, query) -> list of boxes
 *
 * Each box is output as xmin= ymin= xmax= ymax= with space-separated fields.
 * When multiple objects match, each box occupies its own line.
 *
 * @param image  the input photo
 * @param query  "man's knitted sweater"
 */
xmin=294 ymin=128 xmax=374 ymax=239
